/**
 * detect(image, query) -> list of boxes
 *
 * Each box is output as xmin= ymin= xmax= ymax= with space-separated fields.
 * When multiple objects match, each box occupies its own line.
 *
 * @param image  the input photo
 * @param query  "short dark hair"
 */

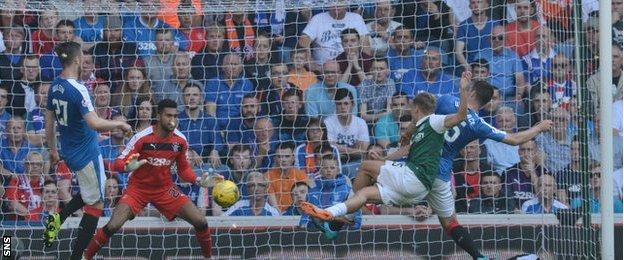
xmin=242 ymin=93 xmax=258 ymax=101
xmin=473 ymin=80 xmax=495 ymax=107
xmin=43 ymin=179 xmax=57 ymax=187
xmin=529 ymin=85 xmax=550 ymax=100
xmin=413 ymin=92 xmax=437 ymax=114
xmin=291 ymin=181 xmax=309 ymax=192
xmin=471 ymin=59 xmax=490 ymax=70
xmin=55 ymin=41 xmax=82 ymax=68
xmin=157 ymin=99 xmax=178 ymax=113
xmin=392 ymin=26 xmax=413 ymax=37
xmin=334 ymin=88 xmax=353 ymax=102
xmin=341 ymin=28 xmax=360 ymax=39
xmin=371 ymin=58 xmax=388 ymax=66
xmin=392 ymin=91 xmax=408 ymax=99
xmin=314 ymin=142 xmax=334 ymax=155
xmin=155 ymin=28 xmax=172 ymax=37
xmin=277 ymin=141 xmax=296 ymax=152
xmin=182 ymin=81 xmax=202 ymax=93
xmin=281 ymin=88 xmax=303 ymax=101
xmin=56 ymin=19 xmax=75 ymax=29
xmin=399 ymin=114 xmax=412 ymax=122
xmin=480 ymin=171 xmax=501 ymax=183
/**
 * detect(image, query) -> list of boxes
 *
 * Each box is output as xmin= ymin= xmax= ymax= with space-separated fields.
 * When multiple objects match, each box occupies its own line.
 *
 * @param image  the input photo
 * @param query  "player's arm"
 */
xmin=176 ymin=142 xmax=223 ymax=187
xmin=83 ymin=111 xmax=131 ymax=132
xmin=502 ymin=120 xmax=553 ymax=145
xmin=383 ymin=144 xmax=410 ymax=161
xmin=443 ymin=71 xmax=471 ymax=128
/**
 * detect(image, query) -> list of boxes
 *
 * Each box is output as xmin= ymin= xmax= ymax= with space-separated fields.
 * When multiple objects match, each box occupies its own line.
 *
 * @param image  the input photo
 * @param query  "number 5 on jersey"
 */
xmin=52 ymin=99 xmax=68 ymax=126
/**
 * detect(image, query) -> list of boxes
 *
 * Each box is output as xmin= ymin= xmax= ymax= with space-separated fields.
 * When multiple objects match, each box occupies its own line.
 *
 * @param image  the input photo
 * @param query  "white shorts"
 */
xmin=75 ymin=155 xmax=106 ymax=205
xmin=426 ymin=179 xmax=455 ymax=218
xmin=376 ymin=161 xmax=428 ymax=206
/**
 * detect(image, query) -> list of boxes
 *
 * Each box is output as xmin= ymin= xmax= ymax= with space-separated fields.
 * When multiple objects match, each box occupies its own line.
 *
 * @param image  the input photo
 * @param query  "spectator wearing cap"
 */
xmin=468 ymin=171 xmax=515 ymax=214
xmin=324 ymin=88 xmax=369 ymax=178
xmin=178 ymin=83 xmax=224 ymax=168
xmin=224 ymin=171 xmax=280 ymax=216
xmin=358 ymin=59 xmax=395 ymax=124
xmin=204 ymin=53 xmax=254 ymax=130
xmin=387 ymin=27 xmax=425 ymax=83
xmin=298 ymin=3 xmax=371 ymax=66
xmin=31 ymin=9 xmax=58 ymax=56
xmin=122 ymin=0 xmax=189 ymax=57
xmin=374 ymin=92 xmax=410 ymax=148
xmin=504 ymin=0 xmax=540 ymax=57
xmin=225 ymin=94 xmax=260 ymax=147
xmin=503 ymin=140 xmax=543 ymax=210
xmin=399 ymin=47 xmax=458 ymax=98
xmin=336 ymin=29 xmax=373 ymax=87
xmin=483 ymin=107 xmax=520 ymax=173
xmin=145 ymin=29 xmax=178 ymax=91
xmin=305 ymin=60 xmax=359 ymax=118
xmin=73 ymin=0 xmax=106 ymax=51
xmin=455 ymin=0 xmax=499 ymax=72
xmin=25 ymin=82 xmax=50 ymax=147
xmin=366 ymin=1 xmax=403 ymax=58
xmin=6 ymin=55 xmax=40 ymax=118
xmin=474 ymin=25 xmax=527 ymax=108
xmin=40 ymin=19 xmax=82 ymax=81
xmin=5 ymin=151 xmax=46 ymax=221
xmin=91 ymin=15 xmax=139 ymax=87
xmin=522 ymin=27 xmax=557 ymax=87
xmin=274 ymin=88 xmax=310 ymax=145
xmin=570 ymin=165 xmax=623 ymax=213
xmin=152 ymin=52 xmax=196 ymax=112
xmin=522 ymin=174 xmax=568 ymax=214
xmin=100 ymin=114 xmax=130 ymax=188
xmin=190 ymin=24 xmax=226 ymax=82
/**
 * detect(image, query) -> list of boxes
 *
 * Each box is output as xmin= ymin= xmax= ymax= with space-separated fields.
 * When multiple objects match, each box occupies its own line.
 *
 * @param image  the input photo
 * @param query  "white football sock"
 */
xmin=325 ymin=203 xmax=347 ymax=217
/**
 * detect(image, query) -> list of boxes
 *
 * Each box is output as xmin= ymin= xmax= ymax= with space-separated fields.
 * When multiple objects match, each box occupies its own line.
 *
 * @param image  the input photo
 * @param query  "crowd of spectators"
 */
xmin=0 ymin=0 xmax=622 ymax=225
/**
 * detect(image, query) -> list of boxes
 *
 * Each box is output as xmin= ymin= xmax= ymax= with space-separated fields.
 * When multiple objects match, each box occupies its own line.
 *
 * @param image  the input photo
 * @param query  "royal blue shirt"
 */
xmin=0 ymin=139 xmax=37 ymax=175
xmin=474 ymin=48 xmax=524 ymax=99
xmin=40 ymin=51 xmax=63 ymax=81
xmin=177 ymin=111 xmax=224 ymax=156
xmin=122 ymin=16 xmax=189 ymax=57
xmin=399 ymin=69 xmax=458 ymax=98
xmin=301 ymin=174 xmax=362 ymax=229
xmin=224 ymin=199 xmax=281 ymax=216
xmin=204 ymin=76 xmax=254 ymax=130
xmin=387 ymin=47 xmax=425 ymax=82
xmin=74 ymin=16 xmax=106 ymax=43
xmin=99 ymin=137 xmax=129 ymax=187
xmin=456 ymin=17 xmax=499 ymax=62
xmin=435 ymin=95 xmax=507 ymax=181
xmin=46 ymin=78 xmax=100 ymax=171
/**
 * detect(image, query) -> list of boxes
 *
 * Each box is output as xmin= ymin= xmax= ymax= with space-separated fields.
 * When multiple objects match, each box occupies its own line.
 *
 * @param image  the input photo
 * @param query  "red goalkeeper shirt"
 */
xmin=111 ymin=126 xmax=197 ymax=189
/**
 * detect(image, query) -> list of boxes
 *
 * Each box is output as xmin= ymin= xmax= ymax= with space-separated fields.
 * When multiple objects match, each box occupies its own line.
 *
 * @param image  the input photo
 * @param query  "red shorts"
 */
xmin=118 ymin=185 xmax=190 ymax=221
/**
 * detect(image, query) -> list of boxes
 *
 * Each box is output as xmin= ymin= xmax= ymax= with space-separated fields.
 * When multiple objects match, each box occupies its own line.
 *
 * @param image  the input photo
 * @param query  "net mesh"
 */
xmin=0 ymin=0 xmax=620 ymax=259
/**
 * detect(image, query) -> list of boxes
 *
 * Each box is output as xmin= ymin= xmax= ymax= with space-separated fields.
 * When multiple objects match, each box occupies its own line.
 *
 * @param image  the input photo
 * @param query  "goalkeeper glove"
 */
xmin=124 ymin=153 xmax=147 ymax=172
xmin=196 ymin=172 xmax=225 ymax=188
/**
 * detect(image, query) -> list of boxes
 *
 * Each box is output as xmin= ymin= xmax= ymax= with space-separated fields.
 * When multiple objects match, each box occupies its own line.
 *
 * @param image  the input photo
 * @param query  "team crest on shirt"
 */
xmin=412 ymin=132 xmax=424 ymax=143
xmin=52 ymin=84 xmax=64 ymax=94
xmin=82 ymin=99 xmax=89 ymax=108
xmin=172 ymin=143 xmax=180 ymax=152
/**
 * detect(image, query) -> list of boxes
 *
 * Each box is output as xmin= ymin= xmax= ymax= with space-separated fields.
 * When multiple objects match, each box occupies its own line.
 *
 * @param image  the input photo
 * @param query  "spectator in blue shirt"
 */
xmin=283 ymin=181 xmax=310 ymax=216
xmin=226 ymin=94 xmax=260 ymax=146
xmin=224 ymin=171 xmax=280 ymax=216
xmin=471 ymin=60 xmax=501 ymax=126
xmin=250 ymin=117 xmax=280 ymax=172
xmin=301 ymin=155 xmax=361 ymax=235
xmin=178 ymin=83 xmax=224 ymax=168
xmin=103 ymin=175 xmax=122 ymax=217
xmin=570 ymin=166 xmax=623 ymax=213
xmin=274 ymin=88 xmax=310 ymax=145
xmin=73 ymin=0 xmax=106 ymax=51
xmin=99 ymin=114 xmax=129 ymax=187
xmin=522 ymin=27 xmax=556 ymax=87
xmin=40 ymin=20 xmax=80 ymax=81
xmin=25 ymin=82 xmax=50 ymax=148
xmin=474 ymin=25 xmax=528 ymax=106
xmin=0 ymin=86 xmax=11 ymax=134
xmin=399 ymin=47 xmax=458 ymax=98
xmin=0 ymin=116 xmax=39 ymax=178
xmin=305 ymin=60 xmax=359 ymax=118
xmin=387 ymin=26 xmax=424 ymax=82
xmin=455 ymin=0 xmax=499 ymax=72
xmin=204 ymin=53 xmax=254 ymax=130
xmin=122 ymin=0 xmax=189 ymax=57
xmin=522 ymin=173 xmax=568 ymax=214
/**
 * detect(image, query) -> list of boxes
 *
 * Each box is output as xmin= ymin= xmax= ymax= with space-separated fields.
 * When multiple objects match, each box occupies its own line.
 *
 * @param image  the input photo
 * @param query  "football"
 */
xmin=212 ymin=180 xmax=240 ymax=208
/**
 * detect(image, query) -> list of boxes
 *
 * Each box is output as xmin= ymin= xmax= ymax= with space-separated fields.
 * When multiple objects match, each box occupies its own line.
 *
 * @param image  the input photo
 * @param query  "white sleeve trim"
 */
xmin=429 ymin=114 xmax=448 ymax=134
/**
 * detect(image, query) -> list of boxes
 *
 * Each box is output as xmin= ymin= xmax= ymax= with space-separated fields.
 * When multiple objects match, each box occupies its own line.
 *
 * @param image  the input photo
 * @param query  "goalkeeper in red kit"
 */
xmin=83 ymin=99 xmax=222 ymax=259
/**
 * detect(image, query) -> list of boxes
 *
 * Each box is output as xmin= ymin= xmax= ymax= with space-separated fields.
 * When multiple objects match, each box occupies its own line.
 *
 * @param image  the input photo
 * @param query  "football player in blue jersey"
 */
xmin=43 ymin=41 xmax=132 ymax=260
xmin=351 ymin=80 xmax=552 ymax=259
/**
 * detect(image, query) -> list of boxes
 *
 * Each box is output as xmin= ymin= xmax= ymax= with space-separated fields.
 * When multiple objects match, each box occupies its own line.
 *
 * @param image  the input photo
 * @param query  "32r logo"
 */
xmin=3 ymin=236 xmax=11 ymax=257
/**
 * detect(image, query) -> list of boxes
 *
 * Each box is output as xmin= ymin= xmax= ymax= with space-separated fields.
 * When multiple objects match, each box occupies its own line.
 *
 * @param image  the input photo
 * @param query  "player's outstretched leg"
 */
xmin=299 ymin=185 xmax=382 ymax=221
xmin=44 ymin=194 xmax=85 ymax=247
xmin=439 ymin=215 xmax=488 ymax=260
xmin=83 ymin=203 xmax=135 ymax=260
xmin=69 ymin=202 xmax=103 ymax=260
xmin=176 ymin=201 xmax=213 ymax=258
xmin=352 ymin=160 xmax=384 ymax=192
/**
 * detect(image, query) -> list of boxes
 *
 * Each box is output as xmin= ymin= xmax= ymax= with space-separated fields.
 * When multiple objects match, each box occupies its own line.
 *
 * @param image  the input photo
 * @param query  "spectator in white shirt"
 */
xmin=298 ymin=3 xmax=371 ymax=66
xmin=366 ymin=0 xmax=402 ymax=57
xmin=484 ymin=106 xmax=520 ymax=173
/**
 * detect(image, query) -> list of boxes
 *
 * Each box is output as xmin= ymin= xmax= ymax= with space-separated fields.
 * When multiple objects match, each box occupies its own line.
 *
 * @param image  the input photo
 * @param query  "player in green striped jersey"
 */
xmin=299 ymin=71 xmax=473 ymax=225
